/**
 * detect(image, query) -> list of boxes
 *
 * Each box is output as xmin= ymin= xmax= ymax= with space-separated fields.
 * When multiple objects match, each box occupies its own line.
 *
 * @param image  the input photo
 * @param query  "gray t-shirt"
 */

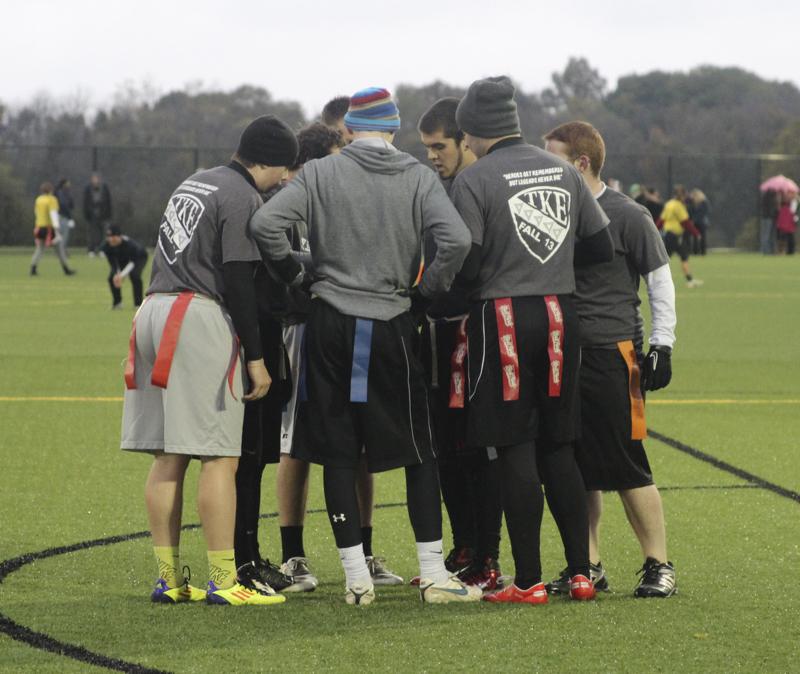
xmin=148 ymin=165 xmax=262 ymax=303
xmin=574 ymin=185 xmax=669 ymax=348
xmin=451 ymin=141 xmax=609 ymax=299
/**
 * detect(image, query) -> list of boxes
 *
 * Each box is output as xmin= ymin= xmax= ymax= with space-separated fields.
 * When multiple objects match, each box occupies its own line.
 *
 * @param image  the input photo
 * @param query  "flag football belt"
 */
xmin=616 ymin=340 xmax=647 ymax=440
xmin=426 ymin=314 xmax=468 ymax=390
xmin=124 ymin=292 xmax=240 ymax=401
xmin=448 ymin=317 xmax=469 ymax=409
xmin=544 ymin=295 xmax=564 ymax=398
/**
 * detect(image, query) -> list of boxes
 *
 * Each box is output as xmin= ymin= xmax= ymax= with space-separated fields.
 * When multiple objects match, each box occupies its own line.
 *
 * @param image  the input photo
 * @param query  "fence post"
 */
xmin=756 ymin=156 xmax=763 ymax=221
xmin=92 ymin=146 xmax=98 ymax=172
xmin=666 ymin=155 xmax=673 ymax=197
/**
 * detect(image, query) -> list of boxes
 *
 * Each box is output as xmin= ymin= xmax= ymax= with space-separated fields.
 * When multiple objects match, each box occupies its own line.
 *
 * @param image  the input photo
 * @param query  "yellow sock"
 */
xmin=207 ymin=549 xmax=237 ymax=590
xmin=153 ymin=546 xmax=182 ymax=588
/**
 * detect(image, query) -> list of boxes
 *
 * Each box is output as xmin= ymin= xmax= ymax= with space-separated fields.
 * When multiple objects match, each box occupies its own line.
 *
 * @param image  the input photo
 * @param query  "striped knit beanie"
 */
xmin=343 ymin=87 xmax=401 ymax=133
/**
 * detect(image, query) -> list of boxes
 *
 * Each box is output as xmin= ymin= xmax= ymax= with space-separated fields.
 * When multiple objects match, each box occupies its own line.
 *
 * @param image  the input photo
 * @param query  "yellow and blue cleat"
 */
xmin=205 ymin=580 xmax=286 ymax=606
xmin=150 ymin=578 xmax=207 ymax=604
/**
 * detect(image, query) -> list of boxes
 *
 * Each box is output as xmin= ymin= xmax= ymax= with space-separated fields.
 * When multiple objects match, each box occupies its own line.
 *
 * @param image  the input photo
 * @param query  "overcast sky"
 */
xmin=2 ymin=0 xmax=798 ymax=118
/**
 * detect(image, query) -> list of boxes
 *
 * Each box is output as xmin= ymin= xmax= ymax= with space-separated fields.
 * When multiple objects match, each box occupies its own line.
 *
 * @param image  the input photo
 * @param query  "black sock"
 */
xmin=361 ymin=526 xmax=373 ymax=558
xmin=438 ymin=458 xmax=476 ymax=550
xmin=473 ymin=450 xmax=503 ymax=560
xmin=280 ymin=526 xmax=305 ymax=563
xmin=406 ymin=461 xmax=443 ymax=543
xmin=538 ymin=442 xmax=590 ymax=578
xmin=323 ymin=466 xmax=362 ymax=549
xmin=498 ymin=442 xmax=544 ymax=589
xmin=686 ymin=273 xmax=693 ymax=281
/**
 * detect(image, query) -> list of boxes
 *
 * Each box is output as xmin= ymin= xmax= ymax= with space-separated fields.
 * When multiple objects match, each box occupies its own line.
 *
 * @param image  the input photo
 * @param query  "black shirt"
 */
xmin=100 ymin=237 xmax=148 ymax=271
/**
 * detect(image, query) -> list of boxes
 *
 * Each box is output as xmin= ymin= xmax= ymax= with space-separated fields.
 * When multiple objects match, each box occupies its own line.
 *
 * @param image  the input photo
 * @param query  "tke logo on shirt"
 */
xmin=508 ymin=187 xmax=571 ymax=263
xmin=158 ymin=192 xmax=206 ymax=264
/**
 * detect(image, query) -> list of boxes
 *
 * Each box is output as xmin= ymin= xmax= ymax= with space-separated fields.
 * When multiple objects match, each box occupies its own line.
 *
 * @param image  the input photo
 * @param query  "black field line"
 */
xmin=0 ymin=615 xmax=168 ymax=674
xmin=650 ymin=429 xmax=800 ymax=504
xmin=0 ymin=442 xmax=796 ymax=672
xmin=0 ymin=504 xmax=406 ymax=673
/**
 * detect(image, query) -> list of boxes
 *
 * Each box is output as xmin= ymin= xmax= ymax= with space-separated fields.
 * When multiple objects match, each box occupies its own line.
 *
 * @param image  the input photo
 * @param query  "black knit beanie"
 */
xmin=456 ymin=76 xmax=521 ymax=139
xmin=236 ymin=115 xmax=299 ymax=167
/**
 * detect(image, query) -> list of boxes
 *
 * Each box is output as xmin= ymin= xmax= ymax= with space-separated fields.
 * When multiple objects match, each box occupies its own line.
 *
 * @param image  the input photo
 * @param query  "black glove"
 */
xmin=298 ymin=271 xmax=319 ymax=294
xmin=640 ymin=345 xmax=672 ymax=392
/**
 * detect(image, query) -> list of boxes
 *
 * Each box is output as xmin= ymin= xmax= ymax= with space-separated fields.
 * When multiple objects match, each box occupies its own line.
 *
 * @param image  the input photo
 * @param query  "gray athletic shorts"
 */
xmin=280 ymin=323 xmax=305 ymax=455
xmin=121 ymin=293 xmax=245 ymax=457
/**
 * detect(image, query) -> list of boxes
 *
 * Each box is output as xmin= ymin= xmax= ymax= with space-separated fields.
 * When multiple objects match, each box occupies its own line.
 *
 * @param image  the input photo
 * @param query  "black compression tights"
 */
xmin=324 ymin=461 xmax=442 ymax=549
xmin=234 ymin=438 xmax=269 ymax=567
xmin=538 ymin=441 xmax=590 ymax=577
xmin=497 ymin=442 xmax=544 ymax=589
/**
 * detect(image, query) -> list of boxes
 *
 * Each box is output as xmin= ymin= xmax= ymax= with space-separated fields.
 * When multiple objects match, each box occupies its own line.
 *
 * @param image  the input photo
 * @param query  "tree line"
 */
xmin=2 ymin=58 xmax=800 ymax=246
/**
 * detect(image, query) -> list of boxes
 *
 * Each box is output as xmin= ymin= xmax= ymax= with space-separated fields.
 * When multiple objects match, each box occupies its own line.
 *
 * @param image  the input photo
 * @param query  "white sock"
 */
xmin=338 ymin=543 xmax=372 ymax=588
xmin=417 ymin=539 xmax=450 ymax=584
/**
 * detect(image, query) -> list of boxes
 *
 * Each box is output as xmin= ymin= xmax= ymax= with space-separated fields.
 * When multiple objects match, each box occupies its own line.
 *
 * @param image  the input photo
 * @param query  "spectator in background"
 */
xmin=83 ymin=172 xmax=112 ymax=257
xmin=99 ymin=224 xmax=148 ymax=308
xmin=637 ymin=186 xmax=664 ymax=222
xmin=775 ymin=196 xmax=797 ymax=256
xmin=30 ymin=182 xmax=76 ymax=277
xmin=54 ymin=178 xmax=76 ymax=256
xmin=687 ymin=189 xmax=710 ymax=256
xmin=760 ymin=189 xmax=779 ymax=255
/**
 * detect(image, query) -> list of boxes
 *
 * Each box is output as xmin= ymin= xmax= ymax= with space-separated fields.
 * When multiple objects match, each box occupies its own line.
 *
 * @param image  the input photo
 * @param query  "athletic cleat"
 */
xmin=458 ymin=556 xmax=504 ymax=592
xmin=634 ymin=558 xmax=677 ymax=598
xmin=569 ymin=574 xmax=596 ymax=601
xmin=345 ymin=582 xmax=376 ymax=606
xmin=280 ymin=557 xmax=318 ymax=593
xmin=445 ymin=546 xmax=475 ymax=575
xmin=237 ymin=560 xmax=293 ymax=594
xmin=367 ymin=555 xmax=403 ymax=586
xmin=206 ymin=580 xmax=286 ymax=606
xmin=686 ymin=279 xmax=704 ymax=288
xmin=150 ymin=578 xmax=206 ymax=604
xmin=483 ymin=582 xmax=548 ymax=605
xmin=546 ymin=562 xmax=609 ymax=595
xmin=419 ymin=576 xmax=482 ymax=604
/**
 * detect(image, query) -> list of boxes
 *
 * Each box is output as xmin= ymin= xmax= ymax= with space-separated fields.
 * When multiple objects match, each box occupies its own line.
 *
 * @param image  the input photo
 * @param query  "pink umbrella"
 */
xmin=760 ymin=175 xmax=799 ymax=194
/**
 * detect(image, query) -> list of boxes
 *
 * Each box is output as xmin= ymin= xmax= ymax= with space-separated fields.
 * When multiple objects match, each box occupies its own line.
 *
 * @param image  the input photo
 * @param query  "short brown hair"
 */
xmin=543 ymin=121 xmax=605 ymax=177
xmin=40 ymin=182 xmax=53 ymax=194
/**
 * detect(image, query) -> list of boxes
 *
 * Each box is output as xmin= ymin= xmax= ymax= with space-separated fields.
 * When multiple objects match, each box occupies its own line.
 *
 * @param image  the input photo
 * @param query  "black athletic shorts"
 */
xmin=241 ymin=315 xmax=291 ymax=465
xmin=663 ymin=231 xmax=689 ymax=262
xmin=465 ymin=295 xmax=579 ymax=448
xmin=575 ymin=346 xmax=654 ymax=491
xmin=292 ymin=299 xmax=436 ymax=473
xmin=419 ymin=317 xmax=477 ymax=459
xmin=34 ymin=227 xmax=51 ymax=241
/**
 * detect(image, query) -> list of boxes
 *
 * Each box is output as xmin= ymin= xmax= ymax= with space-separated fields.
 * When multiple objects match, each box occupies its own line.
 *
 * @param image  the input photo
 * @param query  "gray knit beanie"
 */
xmin=456 ymin=76 xmax=521 ymax=139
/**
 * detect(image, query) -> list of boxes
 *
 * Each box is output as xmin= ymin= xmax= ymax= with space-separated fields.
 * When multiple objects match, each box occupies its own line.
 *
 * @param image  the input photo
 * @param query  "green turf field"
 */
xmin=1 ymin=248 xmax=798 ymax=673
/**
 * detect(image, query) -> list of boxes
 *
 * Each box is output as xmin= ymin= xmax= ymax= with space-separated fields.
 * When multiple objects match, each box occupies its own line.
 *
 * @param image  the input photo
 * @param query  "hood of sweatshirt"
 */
xmin=341 ymin=139 xmax=419 ymax=175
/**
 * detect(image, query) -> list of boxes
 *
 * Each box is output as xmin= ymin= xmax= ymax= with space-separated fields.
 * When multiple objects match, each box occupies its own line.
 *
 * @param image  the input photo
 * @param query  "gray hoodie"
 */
xmin=249 ymin=138 xmax=471 ymax=321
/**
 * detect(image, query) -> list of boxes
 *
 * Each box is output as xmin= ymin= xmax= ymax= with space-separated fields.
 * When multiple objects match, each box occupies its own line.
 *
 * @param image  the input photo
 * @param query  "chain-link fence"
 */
xmin=2 ymin=144 xmax=799 ymax=248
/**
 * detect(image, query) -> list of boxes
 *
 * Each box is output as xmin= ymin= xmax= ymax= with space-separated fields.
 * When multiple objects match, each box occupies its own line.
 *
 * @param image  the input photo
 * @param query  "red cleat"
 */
xmin=483 ymin=582 xmax=548 ymax=605
xmin=569 ymin=574 xmax=596 ymax=601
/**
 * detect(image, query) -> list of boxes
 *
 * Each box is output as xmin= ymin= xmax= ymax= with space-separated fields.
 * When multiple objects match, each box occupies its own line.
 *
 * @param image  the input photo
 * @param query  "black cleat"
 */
xmin=634 ymin=558 xmax=676 ymax=598
xmin=444 ymin=546 xmax=475 ymax=575
xmin=546 ymin=562 xmax=609 ymax=595
xmin=237 ymin=559 xmax=293 ymax=594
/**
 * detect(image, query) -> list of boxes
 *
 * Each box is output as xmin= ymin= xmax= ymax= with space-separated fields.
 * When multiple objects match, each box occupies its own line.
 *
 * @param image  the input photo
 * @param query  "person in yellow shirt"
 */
xmin=657 ymin=185 xmax=702 ymax=288
xmin=31 ymin=182 xmax=75 ymax=276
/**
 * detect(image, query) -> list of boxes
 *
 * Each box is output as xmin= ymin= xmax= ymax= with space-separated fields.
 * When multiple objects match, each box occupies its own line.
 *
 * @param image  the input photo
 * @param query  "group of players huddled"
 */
xmin=121 ymin=76 xmax=677 ymax=607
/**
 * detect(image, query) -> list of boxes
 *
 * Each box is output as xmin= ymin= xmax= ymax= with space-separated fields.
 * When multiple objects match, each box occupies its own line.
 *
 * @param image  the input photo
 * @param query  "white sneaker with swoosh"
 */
xmin=345 ymin=582 xmax=376 ymax=606
xmin=419 ymin=576 xmax=482 ymax=604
